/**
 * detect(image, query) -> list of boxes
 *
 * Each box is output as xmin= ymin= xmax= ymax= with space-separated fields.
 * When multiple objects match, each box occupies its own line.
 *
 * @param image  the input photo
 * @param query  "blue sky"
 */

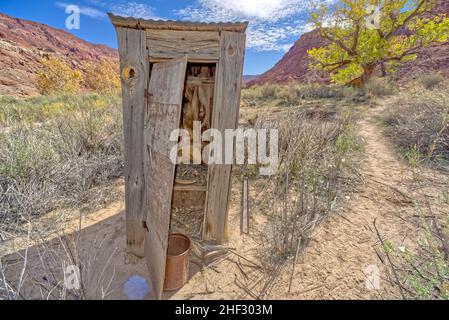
xmin=0 ymin=0 xmax=324 ymax=75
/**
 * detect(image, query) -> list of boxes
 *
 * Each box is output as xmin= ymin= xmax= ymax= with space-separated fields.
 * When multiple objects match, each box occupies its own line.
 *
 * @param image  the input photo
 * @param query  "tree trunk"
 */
xmin=380 ymin=62 xmax=387 ymax=77
xmin=347 ymin=63 xmax=377 ymax=87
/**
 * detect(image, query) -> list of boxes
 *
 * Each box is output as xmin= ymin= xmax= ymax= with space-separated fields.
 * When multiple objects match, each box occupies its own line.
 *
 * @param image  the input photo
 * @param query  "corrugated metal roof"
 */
xmin=108 ymin=14 xmax=248 ymax=32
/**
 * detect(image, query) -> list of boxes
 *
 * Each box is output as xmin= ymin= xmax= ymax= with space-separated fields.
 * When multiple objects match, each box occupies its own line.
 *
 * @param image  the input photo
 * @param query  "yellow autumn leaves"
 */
xmin=36 ymin=56 xmax=121 ymax=95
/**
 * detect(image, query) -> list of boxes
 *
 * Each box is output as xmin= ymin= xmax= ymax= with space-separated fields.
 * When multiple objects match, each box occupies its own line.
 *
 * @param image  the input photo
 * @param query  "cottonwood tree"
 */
xmin=307 ymin=0 xmax=449 ymax=85
xmin=37 ymin=56 xmax=83 ymax=94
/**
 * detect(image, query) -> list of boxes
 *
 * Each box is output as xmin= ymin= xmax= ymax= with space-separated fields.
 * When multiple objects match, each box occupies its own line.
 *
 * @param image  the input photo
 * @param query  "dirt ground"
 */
xmin=1 ymin=97 xmax=448 ymax=300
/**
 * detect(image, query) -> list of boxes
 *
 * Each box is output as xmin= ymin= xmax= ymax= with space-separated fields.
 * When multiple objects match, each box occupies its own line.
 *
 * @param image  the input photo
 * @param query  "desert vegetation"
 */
xmin=0 ymin=94 xmax=123 ymax=239
xmin=0 ymin=93 xmax=124 ymax=299
xmin=382 ymin=200 xmax=449 ymax=299
xmin=241 ymin=79 xmax=395 ymax=107
xmin=384 ymin=80 xmax=449 ymax=167
xmin=2 ymin=77 xmax=449 ymax=299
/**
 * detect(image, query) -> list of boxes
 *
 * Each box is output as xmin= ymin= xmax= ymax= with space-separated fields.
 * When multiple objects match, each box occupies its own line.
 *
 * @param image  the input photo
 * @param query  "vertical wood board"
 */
xmin=116 ymin=27 xmax=149 ymax=257
xmin=203 ymin=31 xmax=246 ymax=243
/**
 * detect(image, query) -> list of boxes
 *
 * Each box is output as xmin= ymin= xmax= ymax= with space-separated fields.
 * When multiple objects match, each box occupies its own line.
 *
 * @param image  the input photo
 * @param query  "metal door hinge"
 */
xmin=144 ymin=89 xmax=153 ymax=99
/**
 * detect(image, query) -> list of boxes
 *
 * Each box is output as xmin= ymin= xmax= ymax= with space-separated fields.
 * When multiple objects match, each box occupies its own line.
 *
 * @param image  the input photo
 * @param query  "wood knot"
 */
xmin=122 ymin=66 xmax=136 ymax=80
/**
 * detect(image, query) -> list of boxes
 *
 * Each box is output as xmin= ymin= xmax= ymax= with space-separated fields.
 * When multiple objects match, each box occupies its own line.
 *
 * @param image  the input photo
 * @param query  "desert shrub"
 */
xmin=36 ymin=57 xmax=83 ymax=95
xmin=300 ymin=83 xmax=342 ymax=99
xmin=293 ymin=84 xmax=363 ymax=101
xmin=241 ymin=84 xmax=282 ymax=107
xmin=84 ymin=59 xmax=121 ymax=94
xmin=259 ymin=84 xmax=278 ymax=99
xmin=380 ymin=201 xmax=449 ymax=300
xmin=0 ymin=94 xmax=123 ymax=239
xmin=245 ymin=107 xmax=360 ymax=268
xmin=419 ymin=73 xmax=445 ymax=90
xmin=385 ymin=89 xmax=449 ymax=165
xmin=405 ymin=202 xmax=449 ymax=299
xmin=364 ymin=77 xmax=396 ymax=97
xmin=278 ymin=85 xmax=302 ymax=105
xmin=400 ymin=145 xmax=423 ymax=168
xmin=241 ymin=84 xmax=278 ymax=100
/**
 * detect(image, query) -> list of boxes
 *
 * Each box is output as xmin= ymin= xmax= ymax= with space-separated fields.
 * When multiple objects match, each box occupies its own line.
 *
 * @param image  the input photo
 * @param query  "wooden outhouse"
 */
xmin=109 ymin=14 xmax=248 ymax=298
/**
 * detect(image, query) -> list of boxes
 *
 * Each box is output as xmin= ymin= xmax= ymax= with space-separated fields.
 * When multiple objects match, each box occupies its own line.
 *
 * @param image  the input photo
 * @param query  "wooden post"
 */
xmin=115 ymin=27 xmax=149 ymax=257
xmin=241 ymin=177 xmax=249 ymax=235
xmin=203 ymin=31 xmax=246 ymax=243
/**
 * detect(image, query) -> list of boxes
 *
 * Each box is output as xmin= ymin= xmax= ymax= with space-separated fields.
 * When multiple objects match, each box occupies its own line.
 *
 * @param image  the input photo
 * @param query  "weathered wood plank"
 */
xmin=203 ymin=31 xmax=246 ymax=243
xmin=147 ymin=30 xmax=220 ymax=60
xmin=144 ymin=56 xmax=187 ymax=300
xmin=150 ymin=57 xmax=219 ymax=64
xmin=116 ymin=27 xmax=149 ymax=257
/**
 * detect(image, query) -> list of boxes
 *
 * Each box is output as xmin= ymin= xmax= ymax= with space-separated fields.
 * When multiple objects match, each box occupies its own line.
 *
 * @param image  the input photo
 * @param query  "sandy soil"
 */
xmin=1 ymin=98 xmax=448 ymax=300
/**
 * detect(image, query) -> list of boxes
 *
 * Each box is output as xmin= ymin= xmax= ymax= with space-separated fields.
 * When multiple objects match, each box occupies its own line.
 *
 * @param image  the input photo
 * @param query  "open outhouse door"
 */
xmin=144 ymin=56 xmax=187 ymax=300
xmin=111 ymin=14 xmax=247 ymax=300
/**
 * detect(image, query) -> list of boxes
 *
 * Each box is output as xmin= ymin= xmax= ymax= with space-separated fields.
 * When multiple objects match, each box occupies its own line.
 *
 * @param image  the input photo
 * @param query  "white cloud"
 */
xmin=56 ymin=2 xmax=106 ymax=19
xmin=86 ymin=0 xmax=161 ymax=20
xmin=175 ymin=0 xmax=330 ymax=51
xmin=188 ymin=0 xmax=305 ymax=22
xmin=108 ymin=2 xmax=159 ymax=20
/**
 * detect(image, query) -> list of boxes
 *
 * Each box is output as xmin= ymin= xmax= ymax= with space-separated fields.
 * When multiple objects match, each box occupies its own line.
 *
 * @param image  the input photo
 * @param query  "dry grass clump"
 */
xmin=299 ymin=83 xmax=360 ymax=100
xmin=418 ymin=73 xmax=445 ymax=90
xmin=0 ymin=94 xmax=123 ymax=240
xmin=364 ymin=77 xmax=396 ymax=97
xmin=384 ymin=87 xmax=449 ymax=166
xmin=242 ymin=105 xmax=360 ymax=268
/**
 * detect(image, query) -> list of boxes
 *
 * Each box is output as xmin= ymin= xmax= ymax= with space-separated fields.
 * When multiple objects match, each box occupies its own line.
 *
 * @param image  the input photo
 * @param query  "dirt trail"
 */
xmin=269 ymin=99 xmax=446 ymax=300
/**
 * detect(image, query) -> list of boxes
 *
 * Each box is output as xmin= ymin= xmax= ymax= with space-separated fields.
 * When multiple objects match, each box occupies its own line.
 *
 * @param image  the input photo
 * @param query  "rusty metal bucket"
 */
xmin=163 ymin=234 xmax=191 ymax=291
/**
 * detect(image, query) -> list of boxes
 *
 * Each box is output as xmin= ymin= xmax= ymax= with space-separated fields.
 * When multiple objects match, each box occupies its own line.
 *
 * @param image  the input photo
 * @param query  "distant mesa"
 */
xmin=0 ymin=13 xmax=118 ymax=97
